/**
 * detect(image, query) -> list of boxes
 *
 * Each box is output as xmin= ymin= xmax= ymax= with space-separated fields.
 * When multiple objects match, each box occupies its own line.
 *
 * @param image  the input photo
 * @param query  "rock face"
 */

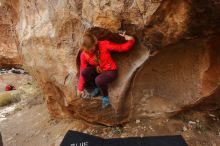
xmin=131 ymin=36 xmax=220 ymax=118
xmin=1 ymin=0 xmax=220 ymax=125
xmin=0 ymin=0 xmax=21 ymax=67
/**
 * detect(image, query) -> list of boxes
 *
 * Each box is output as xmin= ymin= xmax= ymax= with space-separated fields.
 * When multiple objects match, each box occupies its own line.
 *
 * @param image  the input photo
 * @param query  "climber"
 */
xmin=77 ymin=32 xmax=135 ymax=108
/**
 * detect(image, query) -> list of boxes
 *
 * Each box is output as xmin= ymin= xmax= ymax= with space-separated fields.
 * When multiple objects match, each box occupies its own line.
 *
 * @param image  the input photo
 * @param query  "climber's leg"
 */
xmin=95 ymin=70 xmax=118 ymax=96
xmin=95 ymin=70 xmax=118 ymax=108
xmin=82 ymin=66 xmax=98 ymax=90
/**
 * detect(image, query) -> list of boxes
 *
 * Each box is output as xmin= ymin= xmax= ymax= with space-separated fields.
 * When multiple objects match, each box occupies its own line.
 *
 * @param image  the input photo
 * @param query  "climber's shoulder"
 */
xmin=80 ymin=50 xmax=85 ymax=56
xmin=80 ymin=51 xmax=87 ymax=60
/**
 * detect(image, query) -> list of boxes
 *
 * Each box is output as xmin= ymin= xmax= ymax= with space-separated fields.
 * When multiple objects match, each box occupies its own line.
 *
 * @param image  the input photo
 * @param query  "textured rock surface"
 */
xmin=130 ymin=36 xmax=220 ymax=118
xmin=0 ymin=0 xmax=21 ymax=67
xmin=16 ymin=0 xmax=161 ymax=125
xmin=1 ymin=0 xmax=220 ymax=125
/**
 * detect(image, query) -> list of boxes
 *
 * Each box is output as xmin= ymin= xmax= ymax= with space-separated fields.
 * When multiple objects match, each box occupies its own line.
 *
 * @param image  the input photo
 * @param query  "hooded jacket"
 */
xmin=78 ymin=39 xmax=135 ymax=91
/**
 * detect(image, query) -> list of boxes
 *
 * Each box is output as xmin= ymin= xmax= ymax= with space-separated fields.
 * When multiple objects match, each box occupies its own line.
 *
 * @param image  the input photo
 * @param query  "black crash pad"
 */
xmin=60 ymin=130 xmax=188 ymax=146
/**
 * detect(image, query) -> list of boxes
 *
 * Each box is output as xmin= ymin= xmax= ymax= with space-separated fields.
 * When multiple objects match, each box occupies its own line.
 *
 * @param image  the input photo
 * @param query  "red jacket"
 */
xmin=78 ymin=39 xmax=135 ymax=91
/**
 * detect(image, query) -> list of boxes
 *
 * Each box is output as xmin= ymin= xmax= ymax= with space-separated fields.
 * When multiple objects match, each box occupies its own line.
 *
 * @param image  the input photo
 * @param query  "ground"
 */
xmin=0 ymin=69 xmax=220 ymax=146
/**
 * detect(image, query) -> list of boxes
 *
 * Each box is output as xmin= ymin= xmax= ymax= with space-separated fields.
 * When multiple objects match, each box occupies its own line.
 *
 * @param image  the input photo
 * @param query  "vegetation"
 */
xmin=0 ymin=91 xmax=21 ymax=107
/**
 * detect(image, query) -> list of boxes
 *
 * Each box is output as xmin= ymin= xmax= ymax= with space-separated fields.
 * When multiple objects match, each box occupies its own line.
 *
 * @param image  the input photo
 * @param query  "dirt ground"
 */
xmin=0 ymin=70 xmax=220 ymax=146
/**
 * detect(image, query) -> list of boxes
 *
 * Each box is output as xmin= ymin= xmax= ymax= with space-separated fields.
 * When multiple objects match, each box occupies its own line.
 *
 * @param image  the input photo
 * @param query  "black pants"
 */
xmin=82 ymin=66 xmax=118 ymax=96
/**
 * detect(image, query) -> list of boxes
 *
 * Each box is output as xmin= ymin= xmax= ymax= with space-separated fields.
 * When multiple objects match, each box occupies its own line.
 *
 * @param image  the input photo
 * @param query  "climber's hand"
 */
xmin=119 ymin=30 xmax=126 ymax=36
xmin=121 ymin=34 xmax=134 ymax=41
xmin=119 ymin=31 xmax=134 ymax=40
xmin=77 ymin=90 xmax=84 ymax=98
xmin=96 ymin=66 xmax=102 ymax=73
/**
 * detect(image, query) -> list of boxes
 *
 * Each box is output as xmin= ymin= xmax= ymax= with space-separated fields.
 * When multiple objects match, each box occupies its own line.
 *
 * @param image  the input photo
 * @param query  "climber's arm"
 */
xmin=77 ymin=52 xmax=88 ymax=92
xmin=105 ymin=35 xmax=135 ymax=52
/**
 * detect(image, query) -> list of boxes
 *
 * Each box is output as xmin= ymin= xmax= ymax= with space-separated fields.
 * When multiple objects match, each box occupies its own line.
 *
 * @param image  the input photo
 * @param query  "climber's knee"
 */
xmin=95 ymin=76 xmax=105 ymax=87
xmin=82 ymin=67 xmax=96 ymax=78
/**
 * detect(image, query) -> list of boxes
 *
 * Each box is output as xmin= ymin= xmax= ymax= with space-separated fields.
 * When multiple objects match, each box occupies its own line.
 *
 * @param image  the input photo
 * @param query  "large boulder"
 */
xmin=1 ymin=0 xmax=219 ymax=125
xmin=16 ymin=0 xmax=160 ymax=125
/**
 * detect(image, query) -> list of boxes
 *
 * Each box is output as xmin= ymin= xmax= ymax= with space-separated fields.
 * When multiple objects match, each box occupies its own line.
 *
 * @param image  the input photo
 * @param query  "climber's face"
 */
xmin=82 ymin=33 xmax=97 ymax=54
xmin=84 ymin=45 xmax=96 ymax=54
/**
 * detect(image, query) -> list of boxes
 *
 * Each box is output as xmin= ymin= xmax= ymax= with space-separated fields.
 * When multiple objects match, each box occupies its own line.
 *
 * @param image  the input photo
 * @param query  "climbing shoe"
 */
xmin=82 ymin=90 xmax=92 ymax=99
xmin=102 ymin=96 xmax=110 ymax=108
xmin=91 ymin=87 xmax=100 ymax=97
